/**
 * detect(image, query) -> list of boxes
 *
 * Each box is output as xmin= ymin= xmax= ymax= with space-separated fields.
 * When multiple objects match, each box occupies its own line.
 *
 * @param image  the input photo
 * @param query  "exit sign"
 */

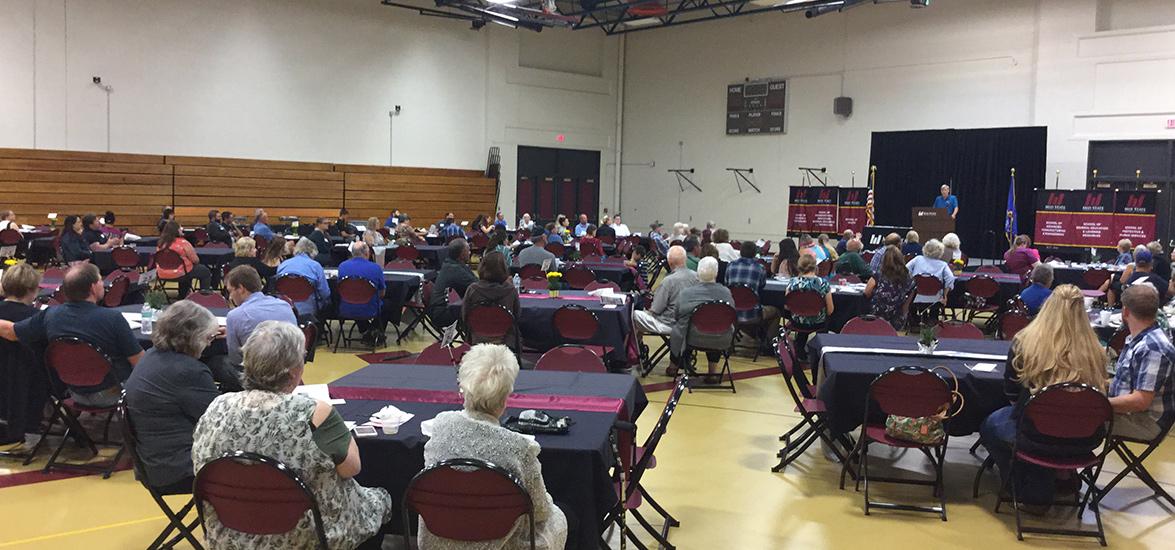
xmin=1168 ymin=119 xmax=1175 ymax=129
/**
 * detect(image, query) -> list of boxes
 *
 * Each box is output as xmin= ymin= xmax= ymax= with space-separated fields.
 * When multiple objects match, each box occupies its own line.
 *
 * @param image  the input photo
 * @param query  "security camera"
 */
xmin=92 ymin=76 xmax=102 ymax=84
xmin=395 ymin=105 xmax=401 ymax=115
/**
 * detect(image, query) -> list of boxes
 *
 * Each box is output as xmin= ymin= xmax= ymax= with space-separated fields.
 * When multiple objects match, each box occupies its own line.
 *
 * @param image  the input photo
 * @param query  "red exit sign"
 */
xmin=1168 ymin=119 xmax=1175 ymax=129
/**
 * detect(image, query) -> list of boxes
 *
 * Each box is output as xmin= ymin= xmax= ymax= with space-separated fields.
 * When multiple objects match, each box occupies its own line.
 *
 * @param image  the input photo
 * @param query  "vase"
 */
xmin=549 ymin=289 xmax=559 ymax=298
xmin=917 ymin=340 xmax=939 ymax=355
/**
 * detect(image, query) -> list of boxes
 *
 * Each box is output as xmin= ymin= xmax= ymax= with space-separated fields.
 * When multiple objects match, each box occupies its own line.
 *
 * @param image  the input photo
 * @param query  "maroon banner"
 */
xmin=1033 ymin=189 xmax=1122 ymax=248
xmin=330 ymin=386 xmax=625 ymax=416
xmin=837 ymin=187 xmax=867 ymax=234
xmin=1112 ymin=190 xmax=1157 ymax=244
xmin=810 ymin=187 xmax=840 ymax=233
xmin=787 ymin=187 xmax=813 ymax=234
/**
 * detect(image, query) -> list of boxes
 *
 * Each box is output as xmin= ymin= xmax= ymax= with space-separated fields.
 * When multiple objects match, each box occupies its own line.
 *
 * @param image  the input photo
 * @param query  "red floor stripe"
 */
xmin=641 ymin=365 xmax=778 ymax=393
xmin=0 ymin=463 xmax=131 ymax=489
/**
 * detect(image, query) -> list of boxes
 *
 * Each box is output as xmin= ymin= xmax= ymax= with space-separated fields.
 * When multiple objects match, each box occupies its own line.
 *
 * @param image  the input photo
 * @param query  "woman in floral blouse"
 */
xmin=785 ymin=254 xmax=834 ymax=360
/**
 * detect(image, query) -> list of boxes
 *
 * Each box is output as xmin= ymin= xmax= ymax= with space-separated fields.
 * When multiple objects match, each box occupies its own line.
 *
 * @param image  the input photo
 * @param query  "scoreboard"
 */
xmin=726 ymin=79 xmax=786 ymax=135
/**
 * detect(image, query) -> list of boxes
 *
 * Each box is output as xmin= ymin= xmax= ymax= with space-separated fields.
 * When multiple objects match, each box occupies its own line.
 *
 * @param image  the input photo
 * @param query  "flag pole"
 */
xmin=1007 ymin=167 xmax=1016 ymax=248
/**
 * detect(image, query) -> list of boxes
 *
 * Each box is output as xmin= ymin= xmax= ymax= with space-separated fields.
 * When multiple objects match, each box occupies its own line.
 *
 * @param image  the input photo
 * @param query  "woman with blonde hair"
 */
xmin=979 ymin=284 xmax=1108 ymax=507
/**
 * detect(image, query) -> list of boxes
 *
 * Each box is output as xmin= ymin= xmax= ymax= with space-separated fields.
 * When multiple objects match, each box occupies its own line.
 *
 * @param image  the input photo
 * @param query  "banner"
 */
xmin=810 ymin=187 xmax=839 ymax=233
xmin=1033 ymin=189 xmax=1153 ymax=248
xmin=787 ymin=187 xmax=814 ymax=234
xmin=837 ymin=187 xmax=868 ymax=234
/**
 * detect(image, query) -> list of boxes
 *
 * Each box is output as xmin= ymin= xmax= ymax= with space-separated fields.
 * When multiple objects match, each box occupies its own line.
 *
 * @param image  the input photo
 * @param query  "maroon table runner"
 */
xmin=330 ymin=386 xmax=625 ymax=416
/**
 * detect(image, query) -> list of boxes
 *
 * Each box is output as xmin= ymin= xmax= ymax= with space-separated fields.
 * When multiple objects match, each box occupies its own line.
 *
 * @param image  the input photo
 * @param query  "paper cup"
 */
xmin=380 ymin=422 xmax=398 ymax=435
xmin=1083 ymin=297 xmax=1095 ymax=310
xmin=1100 ymin=310 xmax=1112 ymax=325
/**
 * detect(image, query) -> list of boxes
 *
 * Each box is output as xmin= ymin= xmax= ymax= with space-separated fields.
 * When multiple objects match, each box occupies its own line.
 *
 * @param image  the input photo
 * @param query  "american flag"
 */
xmin=865 ymin=167 xmax=876 ymax=226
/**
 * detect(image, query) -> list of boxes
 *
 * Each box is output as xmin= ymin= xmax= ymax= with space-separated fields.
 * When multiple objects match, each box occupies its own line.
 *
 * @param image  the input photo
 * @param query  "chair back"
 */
xmin=402 ymin=458 xmax=534 ymax=547
xmin=861 ymin=251 xmax=874 ymax=264
xmin=194 ymin=451 xmax=328 ymax=548
xmin=0 ymin=228 xmax=21 ymax=246
xmin=518 ymin=264 xmax=543 ymax=279
xmin=470 ymin=232 xmax=490 ymax=251
xmin=118 ymin=399 xmax=155 ymax=488
xmin=964 ymin=275 xmax=1000 ymax=299
xmin=841 ymin=315 xmax=898 ymax=336
xmin=416 ymin=342 xmax=472 ymax=365
xmin=624 ymin=376 xmax=687 ymax=488
xmin=913 ymin=274 xmax=944 ymax=297
xmin=975 ymin=264 xmax=1004 ymax=274
xmin=581 ymin=255 xmax=604 ymax=263
xmin=783 ymin=289 xmax=825 ymax=318
xmin=728 ymin=285 xmax=760 ymax=314
xmin=1082 ymin=268 xmax=1112 ymax=290
xmin=584 ymin=280 xmax=621 ymax=293
xmin=1021 ymin=383 xmax=1112 ymax=442
xmin=544 ymin=242 xmax=565 ymax=257
xmin=204 ymin=241 xmax=230 ymax=249
xmin=600 ymin=234 xmax=615 ymax=245
xmin=535 ymin=345 xmax=608 ymax=373
xmin=103 ymin=275 xmax=131 ymax=308
xmin=521 ymin=276 xmax=548 ymax=292
xmin=1107 ymin=327 xmax=1128 ymax=354
xmin=105 ymin=269 xmax=140 ymax=284
xmin=154 ymin=247 xmax=186 ymax=272
xmin=337 ymin=277 xmax=377 ymax=306
xmin=302 ymin=323 xmax=318 ymax=363
xmin=868 ymin=366 xmax=952 ymax=419
xmin=186 ymin=290 xmax=228 ymax=309
xmin=43 ymin=267 xmax=66 ymax=280
xmin=45 ymin=337 xmax=114 ymax=390
xmin=396 ymin=245 xmax=420 ymax=261
xmin=274 ymin=275 xmax=315 ymax=303
xmin=465 ymin=303 xmax=516 ymax=342
xmin=759 ymin=240 xmax=772 ymax=255
xmin=384 ymin=260 xmax=416 ymax=271
xmin=553 ymin=304 xmax=601 ymax=341
xmin=816 ymin=260 xmax=834 ymax=277
xmin=253 ymin=236 xmax=269 ymax=254
xmin=999 ymin=310 xmax=1031 ymax=340
xmin=688 ymin=301 xmax=737 ymax=336
xmin=935 ymin=320 xmax=984 ymax=340
xmin=562 ymin=267 xmax=595 ymax=290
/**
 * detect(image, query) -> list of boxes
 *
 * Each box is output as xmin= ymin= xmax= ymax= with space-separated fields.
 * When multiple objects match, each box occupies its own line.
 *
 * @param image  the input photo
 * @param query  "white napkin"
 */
xmin=370 ymin=405 xmax=414 ymax=429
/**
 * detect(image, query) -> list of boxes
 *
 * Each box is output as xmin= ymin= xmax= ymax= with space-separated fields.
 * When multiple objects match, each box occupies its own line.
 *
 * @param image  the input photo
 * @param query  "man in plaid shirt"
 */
xmin=725 ymin=241 xmax=781 ymax=348
xmin=1109 ymin=285 xmax=1175 ymax=441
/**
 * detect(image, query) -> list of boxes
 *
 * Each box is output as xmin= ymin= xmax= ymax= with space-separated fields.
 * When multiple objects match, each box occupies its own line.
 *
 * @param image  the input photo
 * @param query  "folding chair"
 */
xmin=190 ymin=228 xmax=209 ymax=247
xmin=682 ymin=301 xmax=737 ymax=392
xmin=464 ymin=302 xmax=520 ymax=355
xmin=816 ymin=260 xmax=834 ymax=278
xmin=1095 ymin=422 xmax=1175 ymax=509
xmin=534 ymin=344 xmax=607 ymax=373
xmin=782 ymin=288 xmax=828 ymax=376
xmin=185 ymin=290 xmax=228 ymax=309
xmin=553 ymin=304 xmax=612 ymax=358
xmin=960 ymin=274 xmax=1001 ymax=323
xmin=29 ymin=338 xmax=126 ymax=478
xmin=563 ymin=266 xmax=596 ymax=290
xmin=728 ymin=284 xmax=767 ymax=362
xmin=415 ymin=341 xmax=471 ymax=365
xmin=841 ymin=315 xmax=898 ymax=336
xmin=154 ymin=248 xmax=189 ymax=297
xmin=976 ymin=264 xmax=1004 ymax=274
xmin=604 ymin=376 xmax=687 ymax=550
xmin=581 ymin=254 xmax=604 ymax=263
xmin=973 ymin=383 xmax=1113 ymax=545
xmin=111 ymin=245 xmax=143 ymax=272
xmin=839 ymin=366 xmax=956 ymax=520
xmin=402 ymin=458 xmax=535 ymax=550
xmin=773 ymin=332 xmax=854 ymax=473
xmin=1082 ymin=268 xmax=1113 ymax=303
xmin=521 ymin=276 xmax=548 ymax=292
xmin=334 ymin=277 xmax=380 ymax=352
xmin=384 ymin=259 xmax=416 ymax=271
xmin=102 ymin=275 xmax=131 ymax=308
xmin=301 ymin=323 xmax=318 ymax=363
xmin=998 ymin=309 xmax=1032 ymax=340
xmin=1105 ymin=327 xmax=1128 ymax=355
xmin=194 ymin=451 xmax=329 ymax=549
xmin=518 ymin=264 xmax=544 ymax=279
xmin=275 ymin=274 xmax=329 ymax=343
xmin=910 ymin=274 xmax=946 ymax=325
xmin=936 ymin=320 xmax=984 ymax=340
xmin=396 ymin=244 xmax=421 ymax=263
xmin=0 ymin=228 xmax=21 ymax=260
xmin=398 ymin=280 xmax=441 ymax=344
xmin=545 ymin=242 xmax=566 ymax=257
xmin=119 ymin=400 xmax=204 ymax=550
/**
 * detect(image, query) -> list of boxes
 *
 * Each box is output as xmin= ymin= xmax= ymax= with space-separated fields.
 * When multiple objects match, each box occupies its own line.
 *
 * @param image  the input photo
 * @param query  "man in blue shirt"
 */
xmin=933 ymin=184 xmax=959 ymax=219
xmin=545 ymin=223 xmax=564 ymax=245
xmin=649 ymin=222 xmax=669 ymax=256
xmin=493 ymin=212 xmax=508 ymax=229
xmin=725 ymin=241 xmax=780 ymax=349
xmin=440 ymin=214 xmax=465 ymax=241
xmin=225 ymin=265 xmax=298 ymax=366
xmin=0 ymin=264 xmax=143 ymax=408
xmin=573 ymin=214 xmax=590 ymax=237
xmin=337 ymin=241 xmax=388 ymax=345
xmin=1018 ymin=264 xmax=1053 ymax=314
xmin=252 ymin=208 xmax=275 ymax=240
xmin=276 ymin=237 xmax=332 ymax=317
xmin=1109 ymin=285 xmax=1175 ymax=441
xmin=384 ymin=209 xmax=401 ymax=229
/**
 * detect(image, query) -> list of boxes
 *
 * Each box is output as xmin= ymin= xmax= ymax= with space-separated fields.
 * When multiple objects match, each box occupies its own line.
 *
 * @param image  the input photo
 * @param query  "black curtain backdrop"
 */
xmin=869 ymin=126 xmax=1046 ymax=260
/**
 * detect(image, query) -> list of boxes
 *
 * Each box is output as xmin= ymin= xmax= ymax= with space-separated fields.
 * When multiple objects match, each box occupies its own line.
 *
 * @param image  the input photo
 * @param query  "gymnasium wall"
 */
xmin=620 ymin=0 xmax=1175 ymax=241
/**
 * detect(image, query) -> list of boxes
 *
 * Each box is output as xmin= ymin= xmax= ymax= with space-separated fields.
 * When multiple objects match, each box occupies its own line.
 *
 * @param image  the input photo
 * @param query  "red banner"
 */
xmin=837 ymin=188 xmax=867 ymax=234
xmin=1112 ymin=190 xmax=1157 ymax=244
xmin=1033 ymin=189 xmax=1154 ymax=248
xmin=787 ymin=187 xmax=814 ymax=234
xmin=810 ymin=187 xmax=839 ymax=233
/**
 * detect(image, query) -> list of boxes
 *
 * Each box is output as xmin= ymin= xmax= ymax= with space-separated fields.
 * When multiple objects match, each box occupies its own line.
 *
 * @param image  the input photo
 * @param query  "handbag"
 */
xmin=884 ymin=366 xmax=965 ymax=445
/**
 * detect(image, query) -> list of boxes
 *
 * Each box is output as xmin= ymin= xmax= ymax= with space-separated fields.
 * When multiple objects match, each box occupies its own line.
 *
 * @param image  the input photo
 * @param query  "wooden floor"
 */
xmin=1 ymin=331 xmax=1172 ymax=550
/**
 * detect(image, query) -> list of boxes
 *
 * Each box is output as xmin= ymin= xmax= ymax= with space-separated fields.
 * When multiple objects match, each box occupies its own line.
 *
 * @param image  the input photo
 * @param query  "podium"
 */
xmin=911 ymin=207 xmax=954 ymax=243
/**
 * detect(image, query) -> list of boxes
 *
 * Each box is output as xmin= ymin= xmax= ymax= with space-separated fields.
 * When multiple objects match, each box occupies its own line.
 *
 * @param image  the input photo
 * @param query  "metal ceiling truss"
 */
xmin=381 ymin=0 xmax=919 ymax=35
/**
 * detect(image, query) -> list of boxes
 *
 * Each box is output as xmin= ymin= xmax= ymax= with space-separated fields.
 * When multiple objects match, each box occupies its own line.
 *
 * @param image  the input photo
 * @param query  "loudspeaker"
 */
xmin=834 ymin=96 xmax=853 ymax=117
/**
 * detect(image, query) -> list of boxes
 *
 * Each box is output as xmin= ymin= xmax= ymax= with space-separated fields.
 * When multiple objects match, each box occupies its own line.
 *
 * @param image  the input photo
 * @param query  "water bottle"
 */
xmin=513 ymin=273 xmax=522 ymax=294
xmin=140 ymin=303 xmax=154 ymax=335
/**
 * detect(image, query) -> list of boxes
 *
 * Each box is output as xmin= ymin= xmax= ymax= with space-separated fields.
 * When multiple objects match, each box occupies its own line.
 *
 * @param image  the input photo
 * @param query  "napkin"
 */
xmin=370 ymin=405 xmax=415 ymax=429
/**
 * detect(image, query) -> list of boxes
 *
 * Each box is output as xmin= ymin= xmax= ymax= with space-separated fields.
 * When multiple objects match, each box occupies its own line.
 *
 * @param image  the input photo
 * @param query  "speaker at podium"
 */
xmin=911 ymin=207 xmax=954 ymax=243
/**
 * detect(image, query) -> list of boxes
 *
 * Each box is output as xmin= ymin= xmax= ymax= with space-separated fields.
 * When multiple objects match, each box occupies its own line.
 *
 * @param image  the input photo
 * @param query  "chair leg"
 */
xmin=973 ymin=455 xmax=993 ymax=498
xmin=638 ymin=484 xmax=680 ymax=528
xmin=861 ymin=441 xmax=871 ymax=515
xmin=631 ymin=508 xmax=675 ymax=550
xmin=102 ymin=443 xmax=127 ymax=479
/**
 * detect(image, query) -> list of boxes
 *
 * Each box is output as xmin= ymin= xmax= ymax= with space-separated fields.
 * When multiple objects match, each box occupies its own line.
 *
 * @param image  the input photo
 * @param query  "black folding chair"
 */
xmin=1094 ymin=422 xmax=1174 ymax=509
xmin=773 ymin=331 xmax=854 ymax=473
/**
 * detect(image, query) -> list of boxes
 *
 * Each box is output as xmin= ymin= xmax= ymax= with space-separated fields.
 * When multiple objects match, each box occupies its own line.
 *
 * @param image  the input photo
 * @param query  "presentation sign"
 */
xmin=837 ymin=188 xmax=868 ymax=234
xmin=787 ymin=187 xmax=867 ymax=235
xmin=1033 ymin=189 xmax=1155 ymax=248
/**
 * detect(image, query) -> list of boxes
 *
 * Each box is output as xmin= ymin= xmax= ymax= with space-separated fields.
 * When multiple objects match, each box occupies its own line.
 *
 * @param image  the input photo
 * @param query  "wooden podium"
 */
xmin=911 ymin=207 xmax=954 ymax=243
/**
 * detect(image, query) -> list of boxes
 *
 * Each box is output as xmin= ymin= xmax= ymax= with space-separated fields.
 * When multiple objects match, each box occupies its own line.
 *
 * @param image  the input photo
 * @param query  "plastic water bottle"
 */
xmin=140 ymin=303 xmax=154 ymax=335
xmin=513 ymin=273 xmax=522 ymax=293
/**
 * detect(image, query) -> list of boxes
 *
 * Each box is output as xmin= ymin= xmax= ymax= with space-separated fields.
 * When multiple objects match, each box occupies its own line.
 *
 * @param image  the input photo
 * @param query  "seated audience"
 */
xmin=1003 ymin=234 xmax=1040 ymax=276
xmin=100 ymin=211 xmax=124 ymax=238
xmin=1108 ymin=284 xmax=1175 ymax=441
xmin=785 ymin=254 xmax=834 ymax=359
xmin=865 ymin=246 xmax=916 ymax=331
xmin=711 ymin=229 xmax=739 ymax=262
xmin=440 ymin=214 xmax=465 ymax=241
xmin=384 ymin=209 xmax=402 ymax=229
xmin=205 ymin=209 xmax=232 ymax=246
xmin=798 ymin=234 xmax=826 ymax=261
xmin=573 ymin=214 xmax=590 ymax=238
xmin=649 ymin=222 xmax=669 ymax=256
xmin=682 ymin=236 xmax=702 ymax=271
xmin=220 ymin=210 xmax=242 ymax=241
xmin=517 ymin=233 xmax=559 ymax=270
xmin=59 ymin=215 xmax=92 ymax=264
xmin=772 ymin=238 xmax=800 ymax=277
xmin=193 ymin=321 xmax=392 ymax=549
xmin=462 ymin=252 xmax=520 ymax=345
xmin=835 ymin=229 xmax=854 ymax=256
xmin=421 ymin=344 xmax=570 ymax=549
xmin=364 ymin=217 xmax=388 ymax=247
xmin=634 ymin=247 xmax=697 ymax=369
xmin=158 ymin=221 xmax=212 ymax=299
xmin=123 ymin=300 xmax=221 ymax=494
xmin=333 ymin=208 xmax=357 ymax=240
xmin=157 ymin=207 xmax=175 ymax=234
xmin=979 ymin=284 xmax=1108 ymax=506
xmin=260 ymin=235 xmax=287 ymax=269
xmin=0 ymin=209 xmax=16 ymax=232
xmin=941 ymin=232 xmax=963 ymax=263
xmin=906 ymin=239 xmax=955 ymax=306
xmin=276 ymin=237 xmax=332 ymax=317
xmin=493 ymin=211 xmax=508 ymax=229
xmin=1113 ymin=238 xmax=1134 ymax=266
xmin=0 ymin=264 xmax=47 ymax=446
xmin=834 ymin=238 xmax=872 ymax=280
xmin=544 ymin=222 xmax=564 ymax=245
xmin=487 ymin=226 xmax=512 ymax=265
xmin=308 ymin=217 xmax=334 ymax=263
xmin=579 ymin=225 xmax=605 ymax=257
xmin=726 ymin=241 xmax=780 ymax=351
xmin=396 ymin=216 xmax=426 ymax=246
xmin=1148 ymin=241 xmax=1171 ymax=281
xmin=817 ymin=233 xmax=839 ymax=261
xmin=82 ymin=213 xmax=123 ymax=253
xmin=670 ymin=257 xmax=733 ymax=383
xmin=427 ymin=239 xmax=477 ymax=330
xmin=338 ymin=242 xmax=387 ymax=345
xmin=226 ymin=237 xmax=276 ymax=287
xmin=869 ymin=232 xmax=902 ymax=274
xmin=901 ymin=230 xmax=922 ymax=256
xmin=612 ymin=214 xmax=631 ymax=238
xmin=1109 ymin=249 xmax=1169 ymax=306
xmin=626 ymin=245 xmax=653 ymax=291
xmin=1019 ymin=264 xmax=1054 ymax=315
xmin=225 ymin=265 xmax=298 ymax=369
xmin=518 ymin=213 xmax=535 ymax=232
xmin=0 ymin=264 xmax=143 ymax=407
xmin=596 ymin=216 xmax=616 ymax=242
xmin=251 ymin=209 xmax=275 ymax=240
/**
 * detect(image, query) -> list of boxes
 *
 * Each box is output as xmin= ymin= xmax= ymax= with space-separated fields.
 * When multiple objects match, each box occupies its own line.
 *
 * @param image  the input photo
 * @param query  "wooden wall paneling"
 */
xmin=172 ymin=161 xmax=344 ymax=228
xmin=342 ymin=171 xmax=498 ymax=229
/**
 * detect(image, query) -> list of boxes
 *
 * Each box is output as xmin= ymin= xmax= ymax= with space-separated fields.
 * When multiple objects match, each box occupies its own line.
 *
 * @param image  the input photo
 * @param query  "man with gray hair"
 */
xmin=669 ymin=256 xmax=734 ymax=383
xmin=338 ymin=240 xmax=388 ymax=345
xmin=1019 ymin=263 xmax=1054 ymax=314
xmin=276 ymin=237 xmax=331 ymax=317
xmin=427 ymin=238 xmax=477 ymax=329
xmin=634 ymin=246 xmax=699 ymax=368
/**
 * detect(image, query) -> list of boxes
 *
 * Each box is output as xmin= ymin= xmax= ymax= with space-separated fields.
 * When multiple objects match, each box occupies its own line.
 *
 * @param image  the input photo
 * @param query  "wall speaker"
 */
xmin=834 ymin=96 xmax=853 ymax=118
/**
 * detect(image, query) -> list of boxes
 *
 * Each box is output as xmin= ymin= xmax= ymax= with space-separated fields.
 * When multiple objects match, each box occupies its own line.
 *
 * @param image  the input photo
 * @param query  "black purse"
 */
xmin=503 ymin=410 xmax=573 ymax=435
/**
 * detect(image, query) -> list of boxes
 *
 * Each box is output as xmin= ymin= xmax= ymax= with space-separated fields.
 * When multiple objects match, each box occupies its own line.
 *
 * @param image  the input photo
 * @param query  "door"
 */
xmin=517 ymin=146 xmax=600 ymax=224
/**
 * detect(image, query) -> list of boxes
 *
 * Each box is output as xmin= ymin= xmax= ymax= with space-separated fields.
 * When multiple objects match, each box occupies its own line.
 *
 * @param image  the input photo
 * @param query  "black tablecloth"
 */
xmin=810 ymin=333 xmax=1009 ymax=437
xmin=949 ymin=272 xmax=1023 ymax=307
xmin=330 ymin=363 xmax=647 ymax=550
xmin=761 ymin=279 xmax=867 ymax=332
xmin=448 ymin=291 xmax=634 ymax=364
xmin=92 ymin=246 xmax=234 ymax=274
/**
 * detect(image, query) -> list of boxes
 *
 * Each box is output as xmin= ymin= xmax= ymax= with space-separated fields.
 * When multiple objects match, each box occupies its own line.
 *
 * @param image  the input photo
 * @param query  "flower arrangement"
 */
xmin=2 ymin=258 xmax=17 ymax=267
xmin=144 ymin=290 xmax=169 ymax=310
xmin=918 ymin=325 xmax=939 ymax=354
xmin=546 ymin=271 xmax=562 ymax=297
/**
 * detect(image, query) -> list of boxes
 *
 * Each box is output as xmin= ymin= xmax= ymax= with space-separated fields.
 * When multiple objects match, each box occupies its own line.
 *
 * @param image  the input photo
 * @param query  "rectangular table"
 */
xmin=761 ymin=278 xmax=868 ymax=332
xmin=330 ymin=363 xmax=647 ymax=550
xmin=809 ymin=333 xmax=1010 ymax=437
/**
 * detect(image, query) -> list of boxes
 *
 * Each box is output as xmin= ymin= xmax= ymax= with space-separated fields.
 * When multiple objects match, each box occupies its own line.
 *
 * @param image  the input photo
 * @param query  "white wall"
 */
xmin=0 ymin=0 xmax=621 ymax=224
xmin=619 ymin=0 xmax=1175 ymax=240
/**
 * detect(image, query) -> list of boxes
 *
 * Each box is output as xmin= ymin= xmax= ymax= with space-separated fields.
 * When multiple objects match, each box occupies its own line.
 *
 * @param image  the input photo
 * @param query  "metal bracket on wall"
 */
xmin=668 ymin=169 xmax=701 ymax=192
xmin=799 ymin=166 xmax=828 ymax=187
xmin=726 ymin=168 xmax=760 ymax=193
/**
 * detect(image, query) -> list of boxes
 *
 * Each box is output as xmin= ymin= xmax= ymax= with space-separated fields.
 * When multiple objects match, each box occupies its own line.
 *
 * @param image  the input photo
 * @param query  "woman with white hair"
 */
xmin=517 ymin=213 xmax=535 ymax=232
xmin=124 ymin=300 xmax=221 ymax=494
xmin=193 ymin=321 xmax=393 ymax=549
xmin=276 ymin=237 xmax=332 ymax=316
xmin=906 ymin=239 xmax=955 ymax=308
xmin=941 ymin=232 xmax=962 ymax=262
xmin=668 ymin=256 xmax=734 ymax=384
xmin=420 ymin=344 xmax=569 ymax=550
